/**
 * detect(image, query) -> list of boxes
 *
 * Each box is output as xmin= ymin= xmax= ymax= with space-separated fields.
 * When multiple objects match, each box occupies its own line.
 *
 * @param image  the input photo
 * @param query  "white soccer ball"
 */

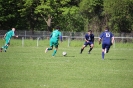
xmin=62 ymin=51 xmax=67 ymax=56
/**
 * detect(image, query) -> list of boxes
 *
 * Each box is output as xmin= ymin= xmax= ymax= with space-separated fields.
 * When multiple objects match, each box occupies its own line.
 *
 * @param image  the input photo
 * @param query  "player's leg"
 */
xmin=0 ymin=48 xmax=2 ymax=52
xmin=47 ymin=41 xmax=53 ymax=50
xmin=102 ymin=44 xmax=106 ymax=59
xmin=4 ymin=42 xmax=10 ymax=51
xmin=45 ymin=46 xmax=53 ymax=53
xmin=88 ymin=42 xmax=94 ymax=54
xmin=1 ymin=39 xmax=6 ymax=51
xmin=106 ymin=45 xmax=111 ymax=53
xmin=106 ymin=43 xmax=112 ymax=53
xmin=80 ymin=42 xmax=88 ymax=54
xmin=52 ymin=44 xmax=58 ymax=56
xmin=1 ymin=39 xmax=10 ymax=52
xmin=51 ymin=41 xmax=59 ymax=56
xmin=80 ymin=45 xmax=86 ymax=54
xmin=104 ymin=48 xmax=107 ymax=54
xmin=45 ymin=40 xmax=53 ymax=53
xmin=48 ymin=46 xmax=53 ymax=50
xmin=104 ymin=44 xmax=111 ymax=54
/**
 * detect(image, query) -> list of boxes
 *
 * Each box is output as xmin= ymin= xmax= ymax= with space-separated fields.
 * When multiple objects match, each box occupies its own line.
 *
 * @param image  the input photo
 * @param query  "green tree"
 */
xmin=103 ymin=0 xmax=133 ymax=32
xmin=0 ymin=0 xmax=133 ymax=33
xmin=17 ymin=0 xmax=41 ymax=33
xmin=35 ymin=0 xmax=81 ymax=32
xmin=79 ymin=0 xmax=103 ymax=32
xmin=0 ymin=0 xmax=20 ymax=30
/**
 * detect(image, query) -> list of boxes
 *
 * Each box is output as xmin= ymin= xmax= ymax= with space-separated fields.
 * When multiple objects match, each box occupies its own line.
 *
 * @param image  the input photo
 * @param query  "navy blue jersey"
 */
xmin=99 ymin=31 xmax=114 ymax=44
xmin=85 ymin=34 xmax=94 ymax=42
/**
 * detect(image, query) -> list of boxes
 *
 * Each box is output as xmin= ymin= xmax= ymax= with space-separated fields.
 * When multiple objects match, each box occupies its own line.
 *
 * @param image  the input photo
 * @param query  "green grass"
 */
xmin=0 ymin=39 xmax=133 ymax=88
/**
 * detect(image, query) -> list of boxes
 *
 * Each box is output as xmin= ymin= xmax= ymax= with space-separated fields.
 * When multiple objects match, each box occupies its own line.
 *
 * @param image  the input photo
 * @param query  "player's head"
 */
xmin=88 ymin=30 xmax=92 ymax=34
xmin=12 ymin=28 xmax=15 ymax=31
xmin=105 ymin=26 xmax=109 ymax=31
xmin=55 ymin=26 xmax=60 ymax=30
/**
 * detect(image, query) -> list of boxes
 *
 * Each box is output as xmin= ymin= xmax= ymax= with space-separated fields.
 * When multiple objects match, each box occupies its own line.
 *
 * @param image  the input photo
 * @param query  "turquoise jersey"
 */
xmin=50 ymin=30 xmax=61 ymax=41
xmin=5 ymin=30 xmax=15 ymax=39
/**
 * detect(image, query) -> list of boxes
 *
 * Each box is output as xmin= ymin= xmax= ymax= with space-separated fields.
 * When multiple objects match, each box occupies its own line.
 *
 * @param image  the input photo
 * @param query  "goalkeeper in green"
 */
xmin=45 ymin=26 xmax=62 ymax=56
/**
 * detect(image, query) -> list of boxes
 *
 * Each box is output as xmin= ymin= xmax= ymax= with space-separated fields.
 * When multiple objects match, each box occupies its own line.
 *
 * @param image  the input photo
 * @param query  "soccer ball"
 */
xmin=62 ymin=51 xmax=67 ymax=56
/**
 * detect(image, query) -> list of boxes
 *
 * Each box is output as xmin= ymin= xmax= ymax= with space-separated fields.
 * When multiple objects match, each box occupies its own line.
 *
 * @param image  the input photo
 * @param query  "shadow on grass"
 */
xmin=109 ymin=59 xmax=127 ymax=60
xmin=57 ymin=55 xmax=75 ymax=57
xmin=64 ymin=56 xmax=75 ymax=57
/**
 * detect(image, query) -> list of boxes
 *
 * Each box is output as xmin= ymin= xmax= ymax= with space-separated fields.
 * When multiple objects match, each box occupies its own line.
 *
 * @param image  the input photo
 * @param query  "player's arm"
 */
xmin=59 ymin=32 xmax=63 ymax=42
xmin=12 ymin=35 xmax=18 ymax=38
xmin=12 ymin=32 xmax=18 ymax=38
xmin=15 ymin=35 xmax=18 ymax=38
xmin=3 ymin=33 xmax=6 ymax=39
xmin=49 ymin=32 xmax=53 ymax=38
xmin=98 ymin=38 xmax=102 ymax=45
xmin=92 ymin=35 xmax=94 ymax=43
xmin=99 ymin=33 xmax=103 ymax=45
xmin=50 ymin=33 xmax=52 ymax=38
xmin=85 ymin=35 xmax=89 ymax=42
xmin=85 ymin=39 xmax=89 ymax=42
xmin=111 ymin=36 xmax=114 ymax=45
xmin=110 ymin=33 xmax=114 ymax=45
xmin=60 ymin=35 xmax=62 ymax=42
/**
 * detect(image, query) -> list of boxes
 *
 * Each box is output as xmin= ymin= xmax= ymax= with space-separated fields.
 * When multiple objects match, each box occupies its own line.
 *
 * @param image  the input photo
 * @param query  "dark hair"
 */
xmin=88 ymin=30 xmax=92 ymax=32
xmin=55 ymin=26 xmax=60 ymax=30
xmin=105 ymin=26 xmax=109 ymax=30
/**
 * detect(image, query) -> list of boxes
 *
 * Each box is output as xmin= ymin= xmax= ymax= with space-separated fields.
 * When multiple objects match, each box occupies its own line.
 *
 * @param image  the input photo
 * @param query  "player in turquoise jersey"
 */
xmin=0 ymin=28 xmax=18 ymax=52
xmin=45 ymin=26 xmax=62 ymax=56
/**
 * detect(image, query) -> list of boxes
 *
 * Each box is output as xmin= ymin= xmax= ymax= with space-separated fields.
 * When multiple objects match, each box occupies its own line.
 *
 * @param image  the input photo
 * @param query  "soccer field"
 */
xmin=0 ymin=40 xmax=133 ymax=88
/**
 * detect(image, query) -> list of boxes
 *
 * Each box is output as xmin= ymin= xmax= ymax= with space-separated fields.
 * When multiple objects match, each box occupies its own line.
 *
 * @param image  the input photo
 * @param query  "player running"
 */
xmin=45 ymin=26 xmax=62 ymax=56
xmin=0 ymin=28 xmax=18 ymax=52
xmin=80 ymin=30 xmax=94 ymax=54
xmin=99 ymin=26 xmax=114 ymax=59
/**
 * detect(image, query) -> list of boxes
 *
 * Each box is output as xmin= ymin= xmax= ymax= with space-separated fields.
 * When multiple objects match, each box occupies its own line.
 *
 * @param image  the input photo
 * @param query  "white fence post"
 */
xmin=37 ymin=37 xmax=40 ymax=47
xmin=68 ymin=36 xmax=70 ymax=47
xmin=22 ymin=37 xmax=24 ymax=47
xmin=25 ymin=31 xmax=26 ymax=39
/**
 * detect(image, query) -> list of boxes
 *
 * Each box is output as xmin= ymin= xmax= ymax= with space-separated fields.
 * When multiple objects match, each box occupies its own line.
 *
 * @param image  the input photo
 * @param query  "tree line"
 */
xmin=0 ymin=0 xmax=133 ymax=33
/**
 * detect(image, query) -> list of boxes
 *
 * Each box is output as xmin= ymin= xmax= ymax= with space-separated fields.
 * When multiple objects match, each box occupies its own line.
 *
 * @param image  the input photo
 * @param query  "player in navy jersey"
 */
xmin=99 ymin=27 xmax=114 ymax=59
xmin=80 ymin=30 xmax=94 ymax=54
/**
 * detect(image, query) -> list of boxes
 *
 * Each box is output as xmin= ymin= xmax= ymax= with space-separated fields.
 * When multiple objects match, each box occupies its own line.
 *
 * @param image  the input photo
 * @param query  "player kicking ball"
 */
xmin=45 ymin=26 xmax=62 ymax=56
xmin=80 ymin=30 xmax=94 ymax=54
xmin=0 ymin=28 xmax=18 ymax=52
xmin=99 ymin=26 xmax=114 ymax=59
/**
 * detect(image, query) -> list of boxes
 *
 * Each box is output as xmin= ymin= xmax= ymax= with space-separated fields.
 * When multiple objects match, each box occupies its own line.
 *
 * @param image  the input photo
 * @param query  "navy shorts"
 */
xmin=102 ymin=43 xmax=111 ymax=50
xmin=84 ymin=42 xmax=93 ymax=47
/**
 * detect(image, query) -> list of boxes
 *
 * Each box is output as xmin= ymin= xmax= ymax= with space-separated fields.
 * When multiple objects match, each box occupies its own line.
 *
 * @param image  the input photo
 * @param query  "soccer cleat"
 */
xmin=4 ymin=49 xmax=6 ymax=52
xmin=88 ymin=52 xmax=90 ymax=54
xmin=106 ymin=49 xmax=109 ymax=53
xmin=0 ymin=48 xmax=2 ymax=52
xmin=45 ymin=48 xmax=48 ymax=53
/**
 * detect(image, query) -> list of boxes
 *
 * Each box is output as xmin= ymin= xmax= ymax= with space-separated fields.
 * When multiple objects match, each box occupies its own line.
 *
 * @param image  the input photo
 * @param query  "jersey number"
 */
xmin=106 ymin=33 xmax=110 ymax=37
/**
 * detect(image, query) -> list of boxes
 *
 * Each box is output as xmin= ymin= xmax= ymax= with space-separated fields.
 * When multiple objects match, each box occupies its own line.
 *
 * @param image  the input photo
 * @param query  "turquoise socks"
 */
xmin=52 ymin=50 xmax=57 ymax=56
